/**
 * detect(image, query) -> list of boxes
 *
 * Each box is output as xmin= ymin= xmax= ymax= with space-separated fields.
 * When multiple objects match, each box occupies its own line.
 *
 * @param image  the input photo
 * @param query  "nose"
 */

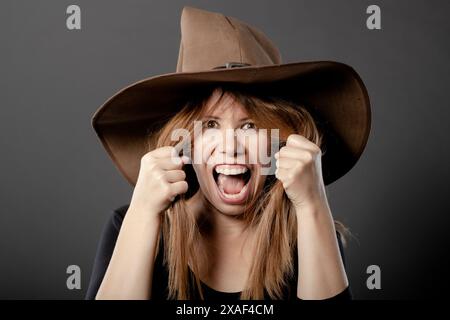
xmin=216 ymin=128 xmax=245 ymax=159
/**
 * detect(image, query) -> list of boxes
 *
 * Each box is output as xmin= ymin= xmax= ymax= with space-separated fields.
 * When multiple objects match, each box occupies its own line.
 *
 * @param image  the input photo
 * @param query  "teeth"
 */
xmin=215 ymin=166 xmax=248 ymax=175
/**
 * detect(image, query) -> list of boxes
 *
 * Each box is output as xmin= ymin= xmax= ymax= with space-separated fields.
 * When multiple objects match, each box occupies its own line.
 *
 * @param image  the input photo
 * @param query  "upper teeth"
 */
xmin=215 ymin=166 xmax=248 ymax=175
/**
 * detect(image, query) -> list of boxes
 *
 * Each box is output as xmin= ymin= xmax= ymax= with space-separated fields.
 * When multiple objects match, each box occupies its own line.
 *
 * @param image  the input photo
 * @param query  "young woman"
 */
xmin=86 ymin=6 xmax=370 ymax=300
xmin=87 ymin=86 xmax=351 ymax=300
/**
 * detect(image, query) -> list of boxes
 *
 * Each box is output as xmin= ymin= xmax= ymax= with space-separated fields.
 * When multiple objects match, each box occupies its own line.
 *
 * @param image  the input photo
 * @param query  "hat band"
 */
xmin=213 ymin=62 xmax=252 ymax=69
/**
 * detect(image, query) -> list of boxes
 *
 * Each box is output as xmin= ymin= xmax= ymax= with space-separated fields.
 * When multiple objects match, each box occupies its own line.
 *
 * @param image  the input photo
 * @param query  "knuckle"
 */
xmin=147 ymin=161 xmax=158 ymax=172
xmin=167 ymin=146 xmax=177 ymax=157
xmin=170 ymin=155 xmax=182 ymax=165
xmin=276 ymin=172 xmax=283 ymax=180
xmin=287 ymin=133 xmax=302 ymax=145
xmin=304 ymin=152 xmax=314 ymax=162
xmin=311 ymin=145 xmax=321 ymax=154
xmin=155 ymin=170 xmax=166 ymax=181
xmin=286 ymin=134 xmax=296 ymax=145
xmin=141 ymin=152 xmax=153 ymax=164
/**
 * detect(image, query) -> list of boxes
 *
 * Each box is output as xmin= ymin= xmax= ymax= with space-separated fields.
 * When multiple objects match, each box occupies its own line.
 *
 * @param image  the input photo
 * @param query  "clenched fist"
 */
xmin=274 ymin=134 xmax=327 ymax=212
xmin=129 ymin=146 xmax=189 ymax=219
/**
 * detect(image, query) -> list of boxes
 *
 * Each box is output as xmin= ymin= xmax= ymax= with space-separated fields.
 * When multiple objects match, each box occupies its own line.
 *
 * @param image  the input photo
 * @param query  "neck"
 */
xmin=187 ymin=191 xmax=250 ymax=241
xmin=186 ymin=191 xmax=256 ymax=279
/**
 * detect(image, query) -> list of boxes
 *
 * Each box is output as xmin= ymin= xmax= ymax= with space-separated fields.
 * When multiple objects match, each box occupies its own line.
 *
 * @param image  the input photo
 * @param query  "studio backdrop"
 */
xmin=1 ymin=0 xmax=449 ymax=300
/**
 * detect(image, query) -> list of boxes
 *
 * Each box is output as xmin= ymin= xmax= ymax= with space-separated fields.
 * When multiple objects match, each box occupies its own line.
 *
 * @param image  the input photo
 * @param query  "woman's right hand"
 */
xmin=96 ymin=146 xmax=188 ymax=299
xmin=129 ymin=146 xmax=189 ymax=220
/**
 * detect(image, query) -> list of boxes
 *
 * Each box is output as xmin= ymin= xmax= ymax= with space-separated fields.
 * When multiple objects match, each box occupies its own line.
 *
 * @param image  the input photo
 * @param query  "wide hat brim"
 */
xmin=92 ymin=61 xmax=371 ymax=186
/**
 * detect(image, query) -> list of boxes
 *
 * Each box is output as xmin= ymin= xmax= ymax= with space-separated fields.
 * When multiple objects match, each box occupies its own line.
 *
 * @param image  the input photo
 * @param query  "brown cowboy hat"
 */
xmin=92 ymin=6 xmax=371 ymax=186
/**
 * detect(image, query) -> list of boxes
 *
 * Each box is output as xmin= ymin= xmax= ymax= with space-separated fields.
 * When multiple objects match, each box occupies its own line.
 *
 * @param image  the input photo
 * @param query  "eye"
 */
xmin=241 ymin=122 xmax=256 ymax=130
xmin=203 ymin=119 xmax=219 ymax=129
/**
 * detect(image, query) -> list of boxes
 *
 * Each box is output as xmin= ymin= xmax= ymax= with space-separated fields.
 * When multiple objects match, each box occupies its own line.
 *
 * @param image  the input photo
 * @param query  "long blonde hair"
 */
xmin=148 ymin=85 xmax=347 ymax=300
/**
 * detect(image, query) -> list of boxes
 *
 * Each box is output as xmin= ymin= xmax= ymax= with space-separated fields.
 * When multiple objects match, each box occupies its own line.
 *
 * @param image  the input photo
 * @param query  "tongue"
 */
xmin=217 ymin=173 xmax=245 ymax=194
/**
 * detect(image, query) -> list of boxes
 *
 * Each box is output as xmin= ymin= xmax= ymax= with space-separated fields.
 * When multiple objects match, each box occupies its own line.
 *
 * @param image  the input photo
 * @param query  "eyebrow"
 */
xmin=201 ymin=116 xmax=252 ymax=122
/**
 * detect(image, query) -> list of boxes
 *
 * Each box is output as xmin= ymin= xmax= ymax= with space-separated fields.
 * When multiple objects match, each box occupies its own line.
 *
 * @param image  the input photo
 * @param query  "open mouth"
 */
xmin=212 ymin=164 xmax=252 ymax=203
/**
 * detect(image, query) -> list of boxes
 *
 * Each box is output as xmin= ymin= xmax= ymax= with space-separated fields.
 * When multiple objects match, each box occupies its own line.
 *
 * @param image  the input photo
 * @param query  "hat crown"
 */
xmin=176 ymin=7 xmax=282 ymax=72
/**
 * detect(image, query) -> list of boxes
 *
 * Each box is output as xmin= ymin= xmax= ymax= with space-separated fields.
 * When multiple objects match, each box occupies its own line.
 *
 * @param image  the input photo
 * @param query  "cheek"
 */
xmin=192 ymin=164 xmax=213 ymax=191
xmin=192 ymin=164 xmax=205 ymax=181
xmin=192 ymin=164 xmax=217 ymax=201
xmin=258 ymin=174 xmax=268 ymax=186
xmin=193 ymin=132 xmax=220 ymax=164
xmin=258 ymin=134 xmax=270 ymax=157
xmin=246 ymin=133 xmax=270 ymax=166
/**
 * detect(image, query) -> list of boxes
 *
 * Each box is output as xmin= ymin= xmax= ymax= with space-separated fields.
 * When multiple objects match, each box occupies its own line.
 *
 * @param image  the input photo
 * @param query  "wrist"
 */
xmin=294 ymin=196 xmax=330 ymax=220
xmin=126 ymin=203 xmax=162 ymax=225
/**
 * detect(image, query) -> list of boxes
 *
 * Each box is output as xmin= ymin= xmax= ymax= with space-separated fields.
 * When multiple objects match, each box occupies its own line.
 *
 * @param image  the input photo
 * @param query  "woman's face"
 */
xmin=192 ymin=91 xmax=268 ymax=216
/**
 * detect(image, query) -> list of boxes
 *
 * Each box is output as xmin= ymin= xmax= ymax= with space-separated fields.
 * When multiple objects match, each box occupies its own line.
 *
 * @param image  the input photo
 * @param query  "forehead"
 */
xmin=202 ymin=90 xmax=248 ymax=118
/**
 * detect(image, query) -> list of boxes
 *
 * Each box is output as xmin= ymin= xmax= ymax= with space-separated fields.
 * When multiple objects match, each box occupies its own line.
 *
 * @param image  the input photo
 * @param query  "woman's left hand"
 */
xmin=276 ymin=135 xmax=348 ymax=299
xmin=275 ymin=134 xmax=327 ymax=211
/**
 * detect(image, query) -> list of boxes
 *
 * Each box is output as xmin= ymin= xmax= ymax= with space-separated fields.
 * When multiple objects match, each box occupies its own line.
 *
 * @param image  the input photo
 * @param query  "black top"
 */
xmin=86 ymin=204 xmax=352 ymax=300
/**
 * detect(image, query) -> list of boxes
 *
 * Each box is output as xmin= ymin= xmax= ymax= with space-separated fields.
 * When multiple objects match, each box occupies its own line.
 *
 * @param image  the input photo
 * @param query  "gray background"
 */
xmin=1 ymin=0 xmax=449 ymax=299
